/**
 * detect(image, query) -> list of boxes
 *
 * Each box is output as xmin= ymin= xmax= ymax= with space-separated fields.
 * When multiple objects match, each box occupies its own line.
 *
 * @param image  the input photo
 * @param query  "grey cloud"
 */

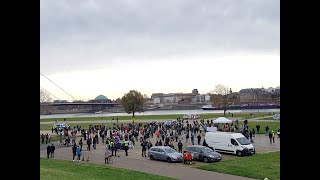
xmin=41 ymin=0 xmax=279 ymax=74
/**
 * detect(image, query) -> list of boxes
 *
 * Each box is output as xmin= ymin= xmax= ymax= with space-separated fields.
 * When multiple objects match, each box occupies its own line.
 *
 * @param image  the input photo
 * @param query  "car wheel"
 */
xmin=203 ymin=157 xmax=208 ymax=163
xmin=167 ymin=157 xmax=172 ymax=163
xmin=150 ymin=155 xmax=154 ymax=160
xmin=236 ymin=151 xmax=242 ymax=156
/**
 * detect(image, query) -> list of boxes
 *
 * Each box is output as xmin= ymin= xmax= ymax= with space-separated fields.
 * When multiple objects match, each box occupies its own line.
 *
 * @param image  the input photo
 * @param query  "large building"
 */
xmin=151 ymin=89 xmax=204 ymax=105
xmin=239 ymin=87 xmax=280 ymax=103
xmin=93 ymin=95 xmax=110 ymax=103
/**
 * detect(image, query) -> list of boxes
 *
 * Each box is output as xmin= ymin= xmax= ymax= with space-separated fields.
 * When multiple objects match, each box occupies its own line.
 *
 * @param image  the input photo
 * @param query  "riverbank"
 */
xmin=40 ymin=111 xmax=278 ymax=123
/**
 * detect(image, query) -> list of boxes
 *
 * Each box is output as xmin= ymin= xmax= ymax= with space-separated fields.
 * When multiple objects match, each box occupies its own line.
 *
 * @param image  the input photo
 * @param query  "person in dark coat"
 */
xmin=72 ymin=143 xmax=77 ymax=161
xmin=47 ymin=145 xmax=51 ymax=158
xmin=177 ymin=140 xmax=183 ymax=153
xmin=202 ymin=139 xmax=208 ymax=147
xmin=268 ymin=131 xmax=273 ymax=143
xmin=197 ymin=134 xmax=201 ymax=145
xmin=141 ymin=140 xmax=147 ymax=157
xmin=50 ymin=144 xmax=55 ymax=158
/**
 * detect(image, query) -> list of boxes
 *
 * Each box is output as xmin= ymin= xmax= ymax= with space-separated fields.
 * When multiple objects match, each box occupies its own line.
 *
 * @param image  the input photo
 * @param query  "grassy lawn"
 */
xmin=196 ymin=151 xmax=280 ymax=180
xmin=40 ymin=112 xmax=276 ymax=122
xmin=40 ymin=157 xmax=176 ymax=180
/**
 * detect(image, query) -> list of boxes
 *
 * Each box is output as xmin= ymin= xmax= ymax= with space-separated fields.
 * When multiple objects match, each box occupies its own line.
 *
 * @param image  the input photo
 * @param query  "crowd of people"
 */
xmin=42 ymin=116 xmax=280 ymax=163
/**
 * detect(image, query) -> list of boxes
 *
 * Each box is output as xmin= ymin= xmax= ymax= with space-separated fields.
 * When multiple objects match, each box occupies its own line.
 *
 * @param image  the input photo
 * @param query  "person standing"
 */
xmin=256 ymin=124 xmax=260 ymax=134
xmin=72 ymin=143 xmax=77 ymax=161
xmin=50 ymin=144 xmax=55 ymax=158
xmin=177 ymin=140 xmax=183 ymax=153
xmin=265 ymin=125 xmax=269 ymax=136
xmin=93 ymin=137 xmax=97 ymax=149
xmin=110 ymin=141 xmax=115 ymax=156
xmin=45 ymin=133 xmax=49 ymax=144
xmin=185 ymin=132 xmax=189 ymax=143
xmin=76 ymin=145 xmax=81 ymax=161
xmin=268 ymin=131 xmax=272 ymax=143
xmin=252 ymin=128 xmax=255 ymax=137
xmin=87 ymin=138 xmax=91 ymax=151
xmin=124 ymin=139 xmax=129 ymax=156
xmin=272 ymin=130 xmax=275 ymax=143
xmin=41 ymin=134 xmax=45 ymax=144
xmin=249 ymin=131 xmax=253 ymax=142
xmin=104 ymin=147 xmax=111 ymax=164
xmin=46 ymin=144 xmax=51 ymax=158
xmin=197 ymin=134 xmax=201 ymax=145
xmin=48 ymin=133 xmax=51 ymax=143
xmin=191 ymin=133 xmax=195 ymax=145
xmin=141 ymin=140 xmax=147 ymax=157
xmin=147 ymin=140 xmax=153 ymax=152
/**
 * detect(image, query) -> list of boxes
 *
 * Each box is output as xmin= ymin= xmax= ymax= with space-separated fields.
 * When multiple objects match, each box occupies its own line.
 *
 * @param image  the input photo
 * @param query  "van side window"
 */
xmin=231 ymin=139 xmax=238 ymax=146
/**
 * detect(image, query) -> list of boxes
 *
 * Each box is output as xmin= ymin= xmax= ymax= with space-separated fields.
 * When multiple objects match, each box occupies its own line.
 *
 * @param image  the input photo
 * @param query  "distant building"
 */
xmin=192 ymin=89 xmax=199 ymax=95
xmin=239 ymin=88 xmax=279 ymax=103
xmin=193 ymin=94 xmax=211 ymax=103
xmin=94 ymin=95 xmax=110 ymax=103
xmin=53 ymin=100 xmax=68 ymax=103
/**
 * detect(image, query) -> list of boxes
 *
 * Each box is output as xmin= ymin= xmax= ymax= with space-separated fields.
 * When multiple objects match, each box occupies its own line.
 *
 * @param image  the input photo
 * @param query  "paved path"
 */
xmin=40 ymin=132 xmax=279 ymax=180
xmin=40 ymin=144 xmax=256 ymax=180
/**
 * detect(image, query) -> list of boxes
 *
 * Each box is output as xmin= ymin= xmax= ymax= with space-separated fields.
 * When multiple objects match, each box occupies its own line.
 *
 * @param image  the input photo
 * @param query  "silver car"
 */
xmin=148 ymin=146 xmax=183 ymax=163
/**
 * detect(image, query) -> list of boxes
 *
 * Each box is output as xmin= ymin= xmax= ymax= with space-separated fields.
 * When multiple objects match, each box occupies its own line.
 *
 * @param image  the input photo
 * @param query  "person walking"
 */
xmin=177 ymin=140 xmax=183 ymax=153
xmin=197 ymin=134 xmax=201 ymax=145
xmin=72 ymin=143 xmax=77 ymax=161
xmin=252 ymin=128 xmax=255 ymax=137
xmin=76 ymin=145 xmax=82 ymax=161
xmin=50 ymin=144 xmax=55 ymax=159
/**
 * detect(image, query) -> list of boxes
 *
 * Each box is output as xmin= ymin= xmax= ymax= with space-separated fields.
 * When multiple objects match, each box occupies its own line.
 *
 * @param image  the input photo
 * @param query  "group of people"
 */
xmin=48 ymin=115 xmax=280 ymax=164
xmin=46 ymin=144 xmax=55 ymax=158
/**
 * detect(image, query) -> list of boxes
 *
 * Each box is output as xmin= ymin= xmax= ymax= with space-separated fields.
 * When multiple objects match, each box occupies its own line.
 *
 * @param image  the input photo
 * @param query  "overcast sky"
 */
xmin=40 ymin=0 xmax=280 ymax=101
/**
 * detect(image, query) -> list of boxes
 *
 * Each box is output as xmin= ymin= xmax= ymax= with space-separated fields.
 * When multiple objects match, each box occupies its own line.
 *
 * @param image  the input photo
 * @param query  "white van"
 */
xmin=205 ymin=132 xmax=255 ymax=156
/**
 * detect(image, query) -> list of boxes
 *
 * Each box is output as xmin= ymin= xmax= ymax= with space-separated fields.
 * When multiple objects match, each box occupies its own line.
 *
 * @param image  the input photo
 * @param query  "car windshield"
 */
xmin=236 ymin=137 xmax=251 ymax=145
xmin=164 ymin=148 xmax=176 ymax=153
xmin=202 ymin=147 xmax=214 ymax=153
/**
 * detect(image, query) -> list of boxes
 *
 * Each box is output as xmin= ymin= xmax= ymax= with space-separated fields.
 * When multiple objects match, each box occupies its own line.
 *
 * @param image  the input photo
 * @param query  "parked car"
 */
xmin=185 ymin=145 xmax=222 ymax=163
xmin=148 ymin=146 xmax=183 ymax=163
xmin=53 ymin=123 xmax=70 ymax=130
xmin=273 ymin=114 xmax=280 ymax=120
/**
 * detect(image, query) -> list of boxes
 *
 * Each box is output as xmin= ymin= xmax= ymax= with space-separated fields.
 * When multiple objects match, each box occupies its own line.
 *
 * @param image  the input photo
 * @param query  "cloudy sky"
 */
xmin=40 ymin=0 xmax=280 ymax=101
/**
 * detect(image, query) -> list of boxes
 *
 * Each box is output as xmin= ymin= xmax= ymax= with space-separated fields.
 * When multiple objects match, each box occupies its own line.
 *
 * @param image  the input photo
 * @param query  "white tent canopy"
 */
xmin=213 ymin=117 xmax=232 ymax=124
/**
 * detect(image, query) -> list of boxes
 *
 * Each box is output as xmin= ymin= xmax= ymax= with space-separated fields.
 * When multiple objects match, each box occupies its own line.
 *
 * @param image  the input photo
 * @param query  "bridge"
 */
xmin=48 ymin=102 xmax=119 ymax=106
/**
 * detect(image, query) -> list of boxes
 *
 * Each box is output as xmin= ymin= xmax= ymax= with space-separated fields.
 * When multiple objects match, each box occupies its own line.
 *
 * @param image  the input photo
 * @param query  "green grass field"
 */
xmin=40 ymin=112 xmax=276 ymax=122
xmin=196 ymin=151 xmax=280 ymax=180
xmin=40 ymin=158 xmax=175 ymax=180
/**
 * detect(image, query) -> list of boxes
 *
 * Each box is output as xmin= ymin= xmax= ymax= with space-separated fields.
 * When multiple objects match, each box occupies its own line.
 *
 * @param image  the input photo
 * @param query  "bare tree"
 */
xmin=40 ymin=89 xmax=52 ymax=103
xmin=212 ymin=84 xmax=230 ymax=116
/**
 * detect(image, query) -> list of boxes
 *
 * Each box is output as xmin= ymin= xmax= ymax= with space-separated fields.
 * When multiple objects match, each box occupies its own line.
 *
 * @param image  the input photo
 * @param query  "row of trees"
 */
xmin=40 ymin=84 xmax=232 ymax=117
